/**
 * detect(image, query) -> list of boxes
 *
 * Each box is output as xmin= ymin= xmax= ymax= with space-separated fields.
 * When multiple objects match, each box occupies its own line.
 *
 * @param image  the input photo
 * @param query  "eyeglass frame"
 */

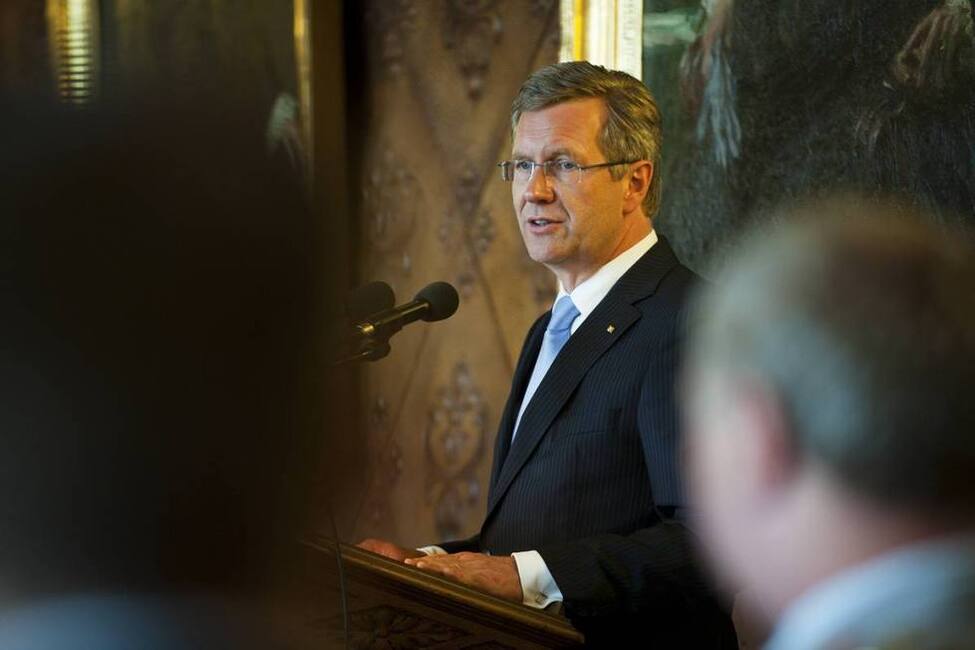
xmin=496 ymin=158 xmax=640 ymax=184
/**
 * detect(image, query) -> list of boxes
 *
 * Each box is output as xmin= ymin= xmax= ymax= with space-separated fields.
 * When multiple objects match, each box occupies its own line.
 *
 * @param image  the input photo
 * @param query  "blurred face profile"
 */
xmin=684 ymin=368 xmax=763 ymax=593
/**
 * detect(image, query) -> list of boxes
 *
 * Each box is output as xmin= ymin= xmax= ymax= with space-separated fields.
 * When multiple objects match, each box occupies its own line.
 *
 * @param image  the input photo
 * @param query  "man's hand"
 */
xmin=356 ymin=538 xmax=425 ymax=562
xmin=404 ymin=552 xmax=524 ymax=603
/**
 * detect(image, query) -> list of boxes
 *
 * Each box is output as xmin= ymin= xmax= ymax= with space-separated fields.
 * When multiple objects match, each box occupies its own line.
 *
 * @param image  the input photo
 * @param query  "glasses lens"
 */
xmin=549 ymin=160 xmax=581 ymax=184
xmin=514 ymin=161 xmax=533 ymax=182
xmin=498 ymin=160 xmax=514 ymax=183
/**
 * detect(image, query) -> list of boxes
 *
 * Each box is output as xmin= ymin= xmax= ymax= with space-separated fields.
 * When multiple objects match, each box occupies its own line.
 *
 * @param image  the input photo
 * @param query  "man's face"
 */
xmin=511 ymin=98 xmax=634 ymax=286
xmin=685 ymin=368 xmax=763 ymax=592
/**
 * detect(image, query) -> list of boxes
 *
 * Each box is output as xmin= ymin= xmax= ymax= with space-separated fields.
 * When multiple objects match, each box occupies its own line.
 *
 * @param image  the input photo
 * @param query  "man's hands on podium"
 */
xmin=405 ymin=552 xmax=524 ymax=603
xmin=356 ymin=539 xmax=524 ymax=603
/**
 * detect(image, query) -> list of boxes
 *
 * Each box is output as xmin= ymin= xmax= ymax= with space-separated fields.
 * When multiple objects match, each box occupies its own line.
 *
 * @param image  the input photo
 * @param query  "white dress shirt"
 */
xmin=765 ymin=535 xmax=975 ymax=650
xmin=421 ymin=229 xmax=658 ymax=609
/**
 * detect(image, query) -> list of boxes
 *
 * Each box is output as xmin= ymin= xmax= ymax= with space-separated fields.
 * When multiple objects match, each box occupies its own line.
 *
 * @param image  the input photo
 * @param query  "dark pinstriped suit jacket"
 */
xmin=441 ymin=238 xmax=736 ymax=646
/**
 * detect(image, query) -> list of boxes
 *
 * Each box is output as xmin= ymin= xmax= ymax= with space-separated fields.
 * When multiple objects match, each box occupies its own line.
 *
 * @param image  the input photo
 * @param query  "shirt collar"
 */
xmin=765 ymin=535 xmax=975 ymax=650
xmin=555 ymin=229 xmax=657 ymax=333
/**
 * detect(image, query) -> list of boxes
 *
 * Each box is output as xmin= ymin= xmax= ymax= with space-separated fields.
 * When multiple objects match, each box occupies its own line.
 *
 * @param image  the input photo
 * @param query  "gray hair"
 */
xmin=511 ymin=61 xmax=663 ymax=219
xmin=687 ymin=199 xmax=975 ymax=514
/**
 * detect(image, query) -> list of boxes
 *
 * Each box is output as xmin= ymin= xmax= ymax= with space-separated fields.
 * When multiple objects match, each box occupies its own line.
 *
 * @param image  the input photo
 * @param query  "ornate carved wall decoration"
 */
xmin=347 ymin=0 xmax=559 ymax=550
xmin=452 ymin=249 xmax=477 ymax=299
xmin=440 ymin=163 xmax=495 ymax=297
xmin=471 ymin=210 xmax=495 ymax=256
xmin=322 ymin=605 xmax=469 ymax=648
xmin=425 ymin=362 xmax=488 ymax=540
xmin=359 ymin=396 xmax=405 ymax=529
xmin=442 ymin=0 xmax=504 ymax=101
xmin=364 ymin=0 xmax=418 ymax=78
xmin=361 ymin=441 xmax=405 ymax=529
xmin=362 ymin=146 xmax=421 ymax=263
xmin=452 ymin=163 xmax=483 ymax=219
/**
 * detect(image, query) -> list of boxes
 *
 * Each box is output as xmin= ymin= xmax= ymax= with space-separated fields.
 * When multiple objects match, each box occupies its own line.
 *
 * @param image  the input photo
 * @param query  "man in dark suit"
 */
xmin=684 ymin=203 xmax=975 ymax=649
xmin=360 ymin=61 xmax=735 ymax=645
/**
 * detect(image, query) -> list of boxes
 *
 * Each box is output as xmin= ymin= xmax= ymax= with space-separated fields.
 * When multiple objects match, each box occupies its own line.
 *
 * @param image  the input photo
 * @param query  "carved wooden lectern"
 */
xmin=284 ymin=537 xmax=584 ymax=649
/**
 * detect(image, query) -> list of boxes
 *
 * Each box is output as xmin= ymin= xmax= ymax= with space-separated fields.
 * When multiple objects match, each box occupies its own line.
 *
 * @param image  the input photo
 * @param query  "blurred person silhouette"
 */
xmin=665 ymin=0 xmax=975 ymax=272
xmin=0 ymin=93 xmax=327 ymax=648
xmin=683 ymin=199 xmax=975 ymax=649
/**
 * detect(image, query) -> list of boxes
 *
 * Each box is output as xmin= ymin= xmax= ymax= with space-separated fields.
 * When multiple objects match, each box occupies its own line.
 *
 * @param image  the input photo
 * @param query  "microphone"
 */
xmin=345 ymin=280 xmax=395 ymax=321
xmin=355 ymin=281 xmax=459 ymax=340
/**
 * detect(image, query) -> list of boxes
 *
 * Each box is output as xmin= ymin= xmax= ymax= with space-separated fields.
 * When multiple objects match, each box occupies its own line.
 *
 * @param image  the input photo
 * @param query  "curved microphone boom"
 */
xmin=355 ymin=281 xmax=459 ymax=340
xmin=333 ymin=281 xmax=459 ymax=365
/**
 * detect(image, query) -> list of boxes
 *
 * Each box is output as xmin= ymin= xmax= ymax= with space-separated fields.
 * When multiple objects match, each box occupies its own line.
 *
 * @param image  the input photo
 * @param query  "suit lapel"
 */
xmin=488 ymin=317 xmax=548 ymax=491
xmin=485 ymin=238 xmax=681 ymax=520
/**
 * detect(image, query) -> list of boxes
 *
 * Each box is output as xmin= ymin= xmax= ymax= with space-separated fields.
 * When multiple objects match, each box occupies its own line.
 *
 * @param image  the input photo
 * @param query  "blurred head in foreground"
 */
xmin=0 ymin=92 xmax=323 ymax=618
xmin=683 ymin=199 xmax=975 ymax=646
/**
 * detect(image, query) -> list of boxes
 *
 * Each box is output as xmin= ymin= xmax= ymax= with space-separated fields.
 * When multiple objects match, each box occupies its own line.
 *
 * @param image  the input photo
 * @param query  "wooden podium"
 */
xmin=280 ymin=536 xmax=584 ymax=649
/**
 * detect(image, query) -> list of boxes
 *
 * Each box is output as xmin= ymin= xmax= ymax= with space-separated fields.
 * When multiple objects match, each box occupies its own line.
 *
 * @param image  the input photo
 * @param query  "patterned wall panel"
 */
xmin=349 ymin=0 xmax=559 ymax=548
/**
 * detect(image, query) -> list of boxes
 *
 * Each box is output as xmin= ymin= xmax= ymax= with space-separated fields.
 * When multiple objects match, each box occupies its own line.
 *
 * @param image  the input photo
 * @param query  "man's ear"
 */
xmin=734 ymin=378 xmax=800 ymax=496
xmin=623 ymin=161 xmax=653 ymax=214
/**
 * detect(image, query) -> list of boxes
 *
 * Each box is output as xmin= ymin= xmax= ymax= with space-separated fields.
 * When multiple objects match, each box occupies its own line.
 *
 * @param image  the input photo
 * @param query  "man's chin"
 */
xmin=529 ymin=257 xmax=568 ymax=274
xmin=524 ymin=244 xmax=569 ymax=267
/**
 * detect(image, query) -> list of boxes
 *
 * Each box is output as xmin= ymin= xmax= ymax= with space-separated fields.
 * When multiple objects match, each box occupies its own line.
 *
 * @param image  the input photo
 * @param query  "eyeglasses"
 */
xmin=497 ymin=159 xmax=638 ymax=184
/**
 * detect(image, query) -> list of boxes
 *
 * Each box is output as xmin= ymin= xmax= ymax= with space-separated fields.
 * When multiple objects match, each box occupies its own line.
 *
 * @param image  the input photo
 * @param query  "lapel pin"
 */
xmin=607 ymin=325 xmax=616 ymax=333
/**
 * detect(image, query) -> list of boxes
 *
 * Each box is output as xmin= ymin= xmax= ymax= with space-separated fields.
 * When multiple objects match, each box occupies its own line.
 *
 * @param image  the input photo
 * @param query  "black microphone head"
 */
xmin=415 ymin=281 xmax=459 ymax=322
xmin=346 ymin=281 xmax=395 ymax=321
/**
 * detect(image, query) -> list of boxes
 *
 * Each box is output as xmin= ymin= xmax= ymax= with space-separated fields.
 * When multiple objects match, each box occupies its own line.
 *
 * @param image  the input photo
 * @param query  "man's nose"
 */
xmin=522 ymin=164 xmax=555 ymax=203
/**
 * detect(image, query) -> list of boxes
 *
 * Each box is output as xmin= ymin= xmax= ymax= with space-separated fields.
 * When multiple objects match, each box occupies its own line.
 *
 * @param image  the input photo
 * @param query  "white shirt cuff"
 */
xmin=512 ymin=550 xmax=564 ymax=609
xmin=416 ymin=545 xmax=448 ymax=556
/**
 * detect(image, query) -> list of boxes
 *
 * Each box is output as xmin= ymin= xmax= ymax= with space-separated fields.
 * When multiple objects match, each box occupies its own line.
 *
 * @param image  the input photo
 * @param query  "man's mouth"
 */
xmin=528 ymin=218 xmax=560 ymax=227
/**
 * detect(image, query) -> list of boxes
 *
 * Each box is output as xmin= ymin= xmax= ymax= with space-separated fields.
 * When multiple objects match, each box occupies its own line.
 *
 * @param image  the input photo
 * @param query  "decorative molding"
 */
xmin=322 ymin=605 xmax=470 ymax=648
xmin=442 ymin=0 xmax=504 ymax=101
xmin=425 ymin=362 xmax=488 ymax=540
xmin=558 ymin=0 xmax=643 ymax=78
xmin=362 ymin=146 xmax=421 ymax=256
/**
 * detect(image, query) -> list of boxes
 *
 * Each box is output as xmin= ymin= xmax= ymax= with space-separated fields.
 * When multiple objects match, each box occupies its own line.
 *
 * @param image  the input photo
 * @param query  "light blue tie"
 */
xmin=512 ymin=295 xmax=580 ymax=441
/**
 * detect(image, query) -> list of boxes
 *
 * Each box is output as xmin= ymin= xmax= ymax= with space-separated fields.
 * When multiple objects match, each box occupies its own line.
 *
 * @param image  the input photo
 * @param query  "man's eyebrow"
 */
xmin=545 ymin=147 xmax=575 ymax=158
xmin=510 ymin=147 xmax=576 ymax=160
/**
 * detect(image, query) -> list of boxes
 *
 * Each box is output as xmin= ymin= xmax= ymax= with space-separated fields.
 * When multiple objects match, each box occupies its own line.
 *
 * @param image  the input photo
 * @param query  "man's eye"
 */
xmin=513 ymin=160 xmax=534 ymax=172
xmin=554 ymin=160 xmax=579 ymax=172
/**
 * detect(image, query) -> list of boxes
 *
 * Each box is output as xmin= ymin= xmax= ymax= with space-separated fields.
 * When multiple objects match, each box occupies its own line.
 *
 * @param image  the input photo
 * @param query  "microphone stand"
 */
xmin=330 ymin=328 xmax=392 ymax=366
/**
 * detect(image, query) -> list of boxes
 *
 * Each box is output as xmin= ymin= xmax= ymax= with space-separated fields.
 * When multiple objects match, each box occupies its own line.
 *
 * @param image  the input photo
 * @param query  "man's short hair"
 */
xmin=688 ymin=199 xmax=975 ymax=515
xmin=511 ymin=61 xmax=663 ymax=219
